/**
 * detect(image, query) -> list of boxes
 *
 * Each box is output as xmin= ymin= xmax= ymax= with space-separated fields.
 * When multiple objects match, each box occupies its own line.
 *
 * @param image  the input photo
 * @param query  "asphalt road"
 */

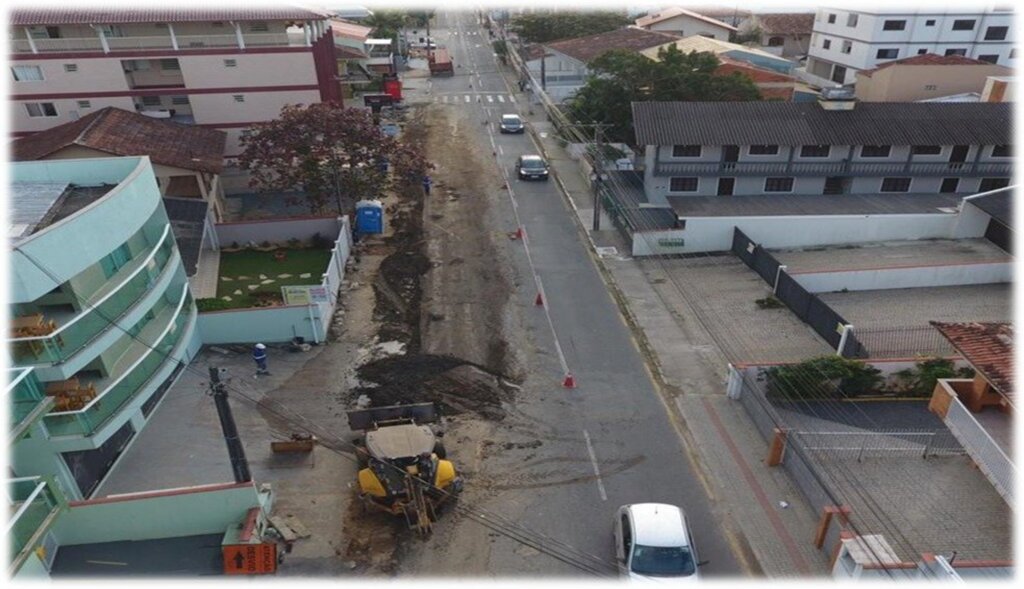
xmin=415 ymin=10 xmax=743 ymax=578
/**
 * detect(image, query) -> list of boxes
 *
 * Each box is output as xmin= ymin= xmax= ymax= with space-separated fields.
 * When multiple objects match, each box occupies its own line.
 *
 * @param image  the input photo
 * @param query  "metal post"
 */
xmin=167 ymin=23 xmax=178 ymax=50
xmin=922 ymin=432 xmax=934 ymax=459
xmin=233 ymin=22 xmax=246 ymax=50
xmin=94 ymin=26 xmax=110 ymax=53
xmin=23 ymin=28 xmax=38 ymax=54
xmin=857 ymin=433 xmax=866 ymax=463
xmin=210 ymin=367 xmax=252 ymax=483
xmin=836 ymin=323 xmax=853 ymax=356
xmin=540 ymin=55 xmax=546 ymax=90
xmin=593 ymin=125 xmax=603 ymax=232
xmin=773 ymin=264 xmax=787 ymax=294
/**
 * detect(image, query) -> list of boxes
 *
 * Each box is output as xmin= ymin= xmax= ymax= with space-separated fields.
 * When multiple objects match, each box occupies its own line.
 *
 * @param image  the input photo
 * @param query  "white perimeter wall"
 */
xmin=791 ymin=262 xmax=1012 ymax=293
xmin=631 ymin=213 xmax=968 ymax=256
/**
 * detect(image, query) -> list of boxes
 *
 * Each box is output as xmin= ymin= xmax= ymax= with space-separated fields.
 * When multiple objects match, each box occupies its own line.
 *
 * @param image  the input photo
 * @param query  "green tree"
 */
xmin=364 ymin=10 xmax=409 ymax=42
xmin=569 ymin=45 xmax=762 ymax=143
xmin=509 ymin=11 xmax=630 ymax=43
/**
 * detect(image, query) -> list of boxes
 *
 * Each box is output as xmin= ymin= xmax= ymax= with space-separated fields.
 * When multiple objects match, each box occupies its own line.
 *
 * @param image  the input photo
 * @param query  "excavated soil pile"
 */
xmin=355 ymin=355 xmax=512 ymax=421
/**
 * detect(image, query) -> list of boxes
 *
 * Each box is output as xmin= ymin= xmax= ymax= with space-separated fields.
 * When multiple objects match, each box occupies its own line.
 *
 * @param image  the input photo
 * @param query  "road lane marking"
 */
xmin=583 ymin=430 xmax=608 ymax=501
xmin=464 ymin=95 xmax=471 ymax=103
xmin=498 ymin=145 xmax=504 ymax=155
xmin=509 ymin=95 xmax=516 ymax=103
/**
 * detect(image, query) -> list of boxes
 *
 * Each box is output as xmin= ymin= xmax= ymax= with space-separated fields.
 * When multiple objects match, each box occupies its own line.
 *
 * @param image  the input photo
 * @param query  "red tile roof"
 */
xmin=860 ymin=53 xmax=993 ymax=78
xmin=932 ymin=322 xmax=1014 ymax=397
xmin=754 ymin=13 xmax=815 ymax=36
xmin=10 ymin=7 xmax=325 ymax=26
xmin=10 ymin=107 xmax=226 ymax=174
xmin=330 ymin=18 xmax=372 ymax=41
xmin=546 ymin=27 xmax=681 ymax=64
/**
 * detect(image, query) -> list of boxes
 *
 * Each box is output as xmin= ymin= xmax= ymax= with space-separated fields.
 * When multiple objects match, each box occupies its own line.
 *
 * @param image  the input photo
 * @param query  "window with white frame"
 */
xmin=748 ymin=145 xmax=780 ymax=155
xmin=141 ymin=96 xmax=162 ymax=106
xmin=11 ymin=65 xmax=43 ymax=81
xmin=841 ymin=40 xmax=852 ymax=54
xmin=827 ymin=13 xmax=836 ymax=24
xmin=822 ymin=38 xmax=832 ymax=50
xmin=985 ymin=26 xmax=1009 ymax=41
xmin=764 ymin=177 xmax=794 ymax=192
xmin=944 ymin=48 xmax=967 ymax=57
xmin=876 ymin=48 xmax=898 ymax=59
xmin=233 ymin=94 xmax=246 ymax=102
xmin=800 ymin=145 xmax=830 ymax=158
xmin=846 ymin=14 xmax=858 ymax=27
xmin=224 ymin=59 xmax=238 ymax=68
xmin=951 ymin=19 xmax=976 ymax=31
xmin=882 ymin=20 xmax=906 ymax=31
xmin=63 ymin=63 xmax=78 ymax=72
xmin=669 ymin=177 xmax=699 ymax=192
xmin=25 ymin=102 xmax=57 ymax=117
xmin=880 ymin=177 xmax=912 ymax=192
xmin=77 ymin=100 xmax=92 ymax=109
xmin=860 ymin=145 xmax=891 ymax=158
xmin=672 ymin=145 xmax=701 ymax=157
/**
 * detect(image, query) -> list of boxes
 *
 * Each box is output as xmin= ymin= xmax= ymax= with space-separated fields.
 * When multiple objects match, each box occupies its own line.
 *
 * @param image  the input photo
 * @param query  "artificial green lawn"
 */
xmin=212 ymin=248 xmax=333 ymax=309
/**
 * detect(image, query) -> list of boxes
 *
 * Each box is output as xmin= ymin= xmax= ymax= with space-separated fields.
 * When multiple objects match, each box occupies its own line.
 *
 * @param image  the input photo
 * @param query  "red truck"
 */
xmin=429 ymin=48 xmax=454 ymax=77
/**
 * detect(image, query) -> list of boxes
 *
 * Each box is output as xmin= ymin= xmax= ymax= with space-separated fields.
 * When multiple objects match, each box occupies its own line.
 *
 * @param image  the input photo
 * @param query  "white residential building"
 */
xmin=805 ymin=7 xmax=1015 ymax=85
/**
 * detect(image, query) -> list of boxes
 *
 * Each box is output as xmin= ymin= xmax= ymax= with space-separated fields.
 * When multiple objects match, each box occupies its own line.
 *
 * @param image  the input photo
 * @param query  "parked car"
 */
xmin=515 ymin=155 xmax=549 ymax=180
xmin=499 ymin=114 xmax=524 ymax=134
xmin=613 ymin=503 xmax=706 ymax=581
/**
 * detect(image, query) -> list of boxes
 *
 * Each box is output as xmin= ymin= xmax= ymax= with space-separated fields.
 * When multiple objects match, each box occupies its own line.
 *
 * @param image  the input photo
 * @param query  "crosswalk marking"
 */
xmin=434 ymin=93 xmax=518 ymax=106
xmin=497 ymin=95 xmax=505 ymax=103
xmin=509 ymin=95 xmax=516 ymax=103
xmin=464 ymin=95 xmax=471 ymax=103
xmin=487 ymin=95 xmax=494 ymax=102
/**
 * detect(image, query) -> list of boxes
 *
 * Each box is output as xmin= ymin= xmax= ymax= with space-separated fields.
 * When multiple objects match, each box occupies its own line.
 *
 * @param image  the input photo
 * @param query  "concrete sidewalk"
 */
xmin=504 ymin=79 xmax=832 ymax=576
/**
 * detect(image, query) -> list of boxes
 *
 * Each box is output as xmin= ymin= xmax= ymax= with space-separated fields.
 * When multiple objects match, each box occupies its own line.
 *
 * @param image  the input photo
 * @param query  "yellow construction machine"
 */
xmin=347 ymin=403 xmax=463 ymax=534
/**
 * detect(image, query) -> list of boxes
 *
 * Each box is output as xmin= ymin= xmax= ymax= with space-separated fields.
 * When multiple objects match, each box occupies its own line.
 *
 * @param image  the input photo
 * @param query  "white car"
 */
xmin=614 ymin=503 xmax=706 ymax=581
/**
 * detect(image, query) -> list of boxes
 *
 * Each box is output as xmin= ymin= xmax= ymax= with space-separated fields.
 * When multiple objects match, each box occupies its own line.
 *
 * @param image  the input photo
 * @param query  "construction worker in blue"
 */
xmin=422 ymin=174 xmax=433 ymax=196
xmin=252 ymin=343 xmax=269 ymax=376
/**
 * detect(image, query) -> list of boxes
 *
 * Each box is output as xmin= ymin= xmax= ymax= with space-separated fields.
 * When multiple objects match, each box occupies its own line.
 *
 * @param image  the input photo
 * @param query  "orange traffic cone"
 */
xmin=563 ymin=373 xmax=576 ymax=388
xmin=515 ymin=226 xmax=524 ymax=240
xmin=535 ymin=292 xmax=544 ymax=306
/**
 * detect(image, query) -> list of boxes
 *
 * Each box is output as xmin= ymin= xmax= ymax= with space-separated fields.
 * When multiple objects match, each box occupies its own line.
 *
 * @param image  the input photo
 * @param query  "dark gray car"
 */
xmin=515 ymin=155 xmax=549 ymax=180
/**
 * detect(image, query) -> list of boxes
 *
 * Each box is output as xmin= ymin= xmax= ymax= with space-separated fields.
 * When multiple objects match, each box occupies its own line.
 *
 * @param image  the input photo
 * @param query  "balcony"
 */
xmin=11 ymin=32 xmax=308 ymax=54
xmin=7 ymin=368 xmax=53 ymax=444
xmin=43 ymin=284 xmax=193 ymax=441
xmin=8 ymin=226 xmax=176 ymax=367
xmin=7 ymin=476 xmax=66 ymax=575
xmin=652 ymin=160 xmax=1013 ymax=177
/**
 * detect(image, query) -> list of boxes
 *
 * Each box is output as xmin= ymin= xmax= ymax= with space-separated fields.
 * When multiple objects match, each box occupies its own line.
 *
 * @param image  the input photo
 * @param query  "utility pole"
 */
xmin=210 ymin=367 xmax=252 ymax=484
xmin=593 ymin=125 xmax=604 ymax=232
xmin=540 ymin=55 xmax=546 ymax=90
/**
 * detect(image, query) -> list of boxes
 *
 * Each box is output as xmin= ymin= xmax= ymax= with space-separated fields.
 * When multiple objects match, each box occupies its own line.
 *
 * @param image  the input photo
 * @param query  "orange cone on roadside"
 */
xmin=535 ymin=292 xmax=544 ymax=306
xmin=563 ymin=373 xmax=576 ymax=388
xmin=515 ymin=227 xmax=524 ymax=240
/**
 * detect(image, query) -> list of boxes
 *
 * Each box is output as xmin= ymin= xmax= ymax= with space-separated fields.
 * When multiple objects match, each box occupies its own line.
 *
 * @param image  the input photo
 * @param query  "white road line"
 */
xmin=509 ymin=95 xmax=516 ymax=103
xmin=464 ymin=95 xmax=471 ymax=103
xmin=497 ymin=95 xmax=505 ymax=103
xmin=498 ymin=145 xmax=504 ymax=155
xmin=583 ymin=430 xmax=608 ymax=501
xmin=487 ymin=95 xmax=494 ymax=102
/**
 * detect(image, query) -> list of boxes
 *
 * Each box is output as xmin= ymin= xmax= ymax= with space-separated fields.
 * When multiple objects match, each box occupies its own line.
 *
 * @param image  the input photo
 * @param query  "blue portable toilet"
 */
xmin=355 ymin=199 xmax=384 ymax=234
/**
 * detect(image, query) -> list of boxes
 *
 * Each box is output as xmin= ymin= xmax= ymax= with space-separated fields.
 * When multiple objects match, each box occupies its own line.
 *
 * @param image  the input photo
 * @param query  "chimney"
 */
xmin=818 ymin=86 xmax=857 ymax=110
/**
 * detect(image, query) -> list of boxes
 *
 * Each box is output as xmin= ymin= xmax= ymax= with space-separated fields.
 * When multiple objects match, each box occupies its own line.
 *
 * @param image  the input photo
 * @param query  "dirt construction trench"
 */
xmin=339 ymin=103 xmax=530 ymax=573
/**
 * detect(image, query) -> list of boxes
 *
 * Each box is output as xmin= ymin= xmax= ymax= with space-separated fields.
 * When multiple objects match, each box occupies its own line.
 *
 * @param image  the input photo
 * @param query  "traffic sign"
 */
xmin=223 ymin=543 xmax=277 ymax=575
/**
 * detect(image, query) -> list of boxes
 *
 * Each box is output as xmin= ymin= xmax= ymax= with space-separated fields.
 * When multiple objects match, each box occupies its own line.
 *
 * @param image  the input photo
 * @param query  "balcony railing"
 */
xmin=653 ymin=160 xmax=1013 ymax=177
xmin=7 ymin=476 xmax=65 ymax=574
xmin=7 ymin=368 xmax=53 ymax=443
xmin=43 ymin=284 xmax=193 ymax=439
xmin=8 ymin=226 xmax=176 ymax=367
xmin=12 ymin=32 xmax=308 ymax=54
xmin=942 ymin=388 xmax=1014 ymax=504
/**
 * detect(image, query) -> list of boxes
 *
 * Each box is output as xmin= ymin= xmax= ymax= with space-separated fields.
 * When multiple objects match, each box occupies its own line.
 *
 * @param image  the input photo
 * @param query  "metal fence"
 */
xmin=792 ymin=430 xmax=965 ymax=461
xmin=732 ymin=228 xmax=867 ymax=358
xmin=944 ymin=399 xmax=1014 ymax=504
xmin=852 ymin=326 xmax=956 ymax=359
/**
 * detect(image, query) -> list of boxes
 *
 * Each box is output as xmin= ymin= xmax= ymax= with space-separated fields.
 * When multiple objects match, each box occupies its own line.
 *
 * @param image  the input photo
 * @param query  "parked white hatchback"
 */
xmin=614 ymin=503 xmax=706 ymax=581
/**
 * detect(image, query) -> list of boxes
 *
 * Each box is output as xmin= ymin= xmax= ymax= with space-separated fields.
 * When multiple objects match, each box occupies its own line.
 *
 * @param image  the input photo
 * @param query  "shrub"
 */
xmin=892 ymin=358 xmax=977 ymax=397
xmin=755 ymin=296 xmax=785 ymax=309
xmin=287 ymin=237 xmax=302 ymax=248
xmin=766 ymin=356 xmax=883 ymax=401
xmin=260 ymin=240 xmax=272 ymax=249
xmin=196 ymin=298 xmax=236 ymax=312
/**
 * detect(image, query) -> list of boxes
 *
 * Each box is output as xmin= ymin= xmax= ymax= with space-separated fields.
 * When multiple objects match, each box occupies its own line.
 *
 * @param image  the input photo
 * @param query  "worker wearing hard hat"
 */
xmin=252 ymin=343 xmax=269 ymax=376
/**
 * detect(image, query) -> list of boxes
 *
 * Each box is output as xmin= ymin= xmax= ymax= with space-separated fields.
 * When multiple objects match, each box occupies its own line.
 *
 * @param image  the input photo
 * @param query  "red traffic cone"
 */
xmin=515 ymin=226 xmax=524 ymax=240
xmin=535 ymin=292 xmax=544 ymax=306
xmin=563 ymin=373 xmax=576 ymax=388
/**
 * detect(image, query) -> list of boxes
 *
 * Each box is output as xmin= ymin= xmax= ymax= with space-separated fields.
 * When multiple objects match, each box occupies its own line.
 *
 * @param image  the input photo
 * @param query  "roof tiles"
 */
xmin=931 ymin=322 xmax=1014 ymax=396
xmin=546 ymin=27 xmax=681 ymax=64
xmin=860 ymin=53 xmax=998 ymax=78
xmin=631 ymin=101 xmax=1011 ymax=146
xmin=10 ymin=7 xmax=325 ymax=26
xmin=11 ymin=107 xmax=226 ymax=174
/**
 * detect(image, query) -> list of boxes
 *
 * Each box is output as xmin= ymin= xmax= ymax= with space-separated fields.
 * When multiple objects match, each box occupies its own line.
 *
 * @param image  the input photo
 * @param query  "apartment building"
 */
xmin=805 ymin=7 xmax=1015 ymax=85
xmin=8 ymin=157 xmax=202 ymax=501
xmin=631 ymin=101 xmax=1012 ymax=204
xmin=9 ymin=7 xmax=339 ymax=157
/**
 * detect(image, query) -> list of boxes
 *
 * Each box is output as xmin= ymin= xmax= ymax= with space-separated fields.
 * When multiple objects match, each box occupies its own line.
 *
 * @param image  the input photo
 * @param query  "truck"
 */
xmin=429 ymin=48 xmax=454 ymax=77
